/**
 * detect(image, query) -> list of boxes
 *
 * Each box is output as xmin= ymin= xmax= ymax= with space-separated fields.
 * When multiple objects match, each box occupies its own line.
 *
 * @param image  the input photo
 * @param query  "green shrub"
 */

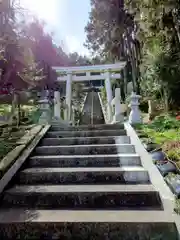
xmin=165 ymin=148 xmax=180 ymax=162
xmin=28 ymin=109 xmax=41 ymax=124
xmin=174 ymin=198 xmax=180 ymax=215
xmin=149 ymin=114 xmax=180 ymax=131
xmin=132 ymin=123 xmax=143 ymax=130
xmin=0 ymin=141 xmax=14 ymax=158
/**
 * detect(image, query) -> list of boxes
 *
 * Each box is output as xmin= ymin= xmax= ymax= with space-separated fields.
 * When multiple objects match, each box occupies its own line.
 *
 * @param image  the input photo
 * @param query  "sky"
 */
xmin=20 ymin=0 xmax=91 ymax=56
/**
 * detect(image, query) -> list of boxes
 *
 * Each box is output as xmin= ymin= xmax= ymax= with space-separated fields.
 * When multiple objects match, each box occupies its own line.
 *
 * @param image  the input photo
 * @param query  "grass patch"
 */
xmin=134 ymin=114 xmax=180 ymax=154
xmin=142 ymin=128 xmax=180 ymax=145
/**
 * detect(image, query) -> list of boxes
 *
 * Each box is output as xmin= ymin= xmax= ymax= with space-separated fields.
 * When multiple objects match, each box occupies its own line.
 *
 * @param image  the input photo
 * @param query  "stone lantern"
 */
xmin=128 ymin=92 xmax=142 ymax=124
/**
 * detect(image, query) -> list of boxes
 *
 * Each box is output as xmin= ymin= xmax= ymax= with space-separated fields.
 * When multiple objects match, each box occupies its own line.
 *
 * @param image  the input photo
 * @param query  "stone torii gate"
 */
xmin=52 ymin=62 xmax=126 ymax=122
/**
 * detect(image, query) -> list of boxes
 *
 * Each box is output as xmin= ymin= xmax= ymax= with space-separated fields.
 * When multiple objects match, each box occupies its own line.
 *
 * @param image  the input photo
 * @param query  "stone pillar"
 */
xmin=38 ymin=90 xmax=51 ymax=124
xmin=113 ymin=88 xmax=124 ymax=123
xmin=65 ymin=72 xmax=72 ymax=121
xmin=105 ymin=71 xmax=113 ymax=123
xmin=54 ymin=90 xmax=61 ymax=119
xmin=128 ymin=92 xmax=142 ymax=124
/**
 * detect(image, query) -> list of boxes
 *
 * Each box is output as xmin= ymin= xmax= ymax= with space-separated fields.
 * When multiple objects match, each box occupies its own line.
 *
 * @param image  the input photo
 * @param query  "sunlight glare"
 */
xmin=20 ymin=0 xmax=59 ymax=25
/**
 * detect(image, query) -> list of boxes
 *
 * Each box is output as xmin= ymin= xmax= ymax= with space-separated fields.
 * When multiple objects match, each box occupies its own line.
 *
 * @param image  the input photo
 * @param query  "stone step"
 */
xmin=2 ymin=185 xmax=162 ymax=209
xmin=50 ymin=123 xmax=125 ymax=131
xmin=34 ymin=144 xmax=136 ymax=156
xmin=40 ymin=136 xmax=131 ymax=146
xmin=28 ymin=154 xmax=142 ymax=168
xmin=0 ymin=210 xmax=177 ymax=239
xmin=46 ymin=129 xmax=127 ymax=138
xmin=17 ymin=167 xmax=150 ymax=185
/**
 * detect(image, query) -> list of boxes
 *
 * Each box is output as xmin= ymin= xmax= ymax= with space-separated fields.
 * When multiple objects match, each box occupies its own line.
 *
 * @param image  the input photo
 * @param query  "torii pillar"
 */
xmin=65 ymin=72 xmax=72 ymax=121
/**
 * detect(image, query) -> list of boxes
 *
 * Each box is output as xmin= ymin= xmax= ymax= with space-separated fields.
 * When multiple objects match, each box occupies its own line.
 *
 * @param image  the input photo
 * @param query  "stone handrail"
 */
xmin=110 ymin=88 xmax=125 ymax=123
xmin=98 ymin=92 xmax=109 ymax=124
xmin=111 ymin=98 xmax=128 ymax=114
xmin=80 ymin=93 xmax=88 ymax=115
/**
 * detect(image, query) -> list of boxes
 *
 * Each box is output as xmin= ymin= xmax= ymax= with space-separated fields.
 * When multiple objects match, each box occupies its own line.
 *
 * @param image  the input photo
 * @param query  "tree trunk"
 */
xmin=123 ymin=38 xmax=128 ymax=98
xmin=123 ymin=66 xmax=128 ymax=98
xmin=125 ymin=35 xmax=137 ymax=92
xmin=133 ymin=40 xmax=141 ymax=94
xmin=172 ymin=11 xmax=180 ymax=44
xmin=164 ymin=86 xmax=169 ymax=113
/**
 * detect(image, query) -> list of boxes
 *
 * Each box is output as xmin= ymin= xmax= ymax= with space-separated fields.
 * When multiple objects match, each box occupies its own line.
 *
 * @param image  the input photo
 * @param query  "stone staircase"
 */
xmin=80 ymin=91 xmax=105 ymax=125
xmin=0 ymin=123 xmax=178 ymax=239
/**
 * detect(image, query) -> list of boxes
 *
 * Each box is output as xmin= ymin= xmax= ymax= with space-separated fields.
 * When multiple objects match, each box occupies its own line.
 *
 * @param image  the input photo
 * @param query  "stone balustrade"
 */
xmin=39 ymin=87 xmax=142 ymax=126
xmin=109 ymin=89 xmax=142 ymax=125
xmin=111 ymin=88 xmax=124 ymax=123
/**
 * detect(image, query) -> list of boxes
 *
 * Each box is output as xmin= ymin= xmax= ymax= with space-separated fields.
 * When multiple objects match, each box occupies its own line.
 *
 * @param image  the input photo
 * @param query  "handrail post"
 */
xmin=113 ymin=88 xmax=124 ymax=123
xmin=105 ymin=71 xmax=113 ymax=123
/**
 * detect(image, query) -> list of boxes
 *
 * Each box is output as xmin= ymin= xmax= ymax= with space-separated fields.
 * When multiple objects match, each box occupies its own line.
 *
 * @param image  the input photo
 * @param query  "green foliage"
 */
xmin=68 ymin=52 xmax=91 ymax=66
xmin=174 ymin=198 xmax=180 ymax=215
xmin=0 ymin=141 xmax=14 ymax=159
xmin=134 ymin=114 xmax=180 ymax=158
xmin=28 ymin=109 xmax=41 ymax=124
xmin=135 ymin=115 xmax=180 ymax=166
xmin=0 ymin=105 xmax=11 ymax=116
xmin=166 ymin=148 xmax=180 ymax=162
xmin=19 ymin=105 xmax=40 ymax=124
xmin=142 ymin=129 xmax=171 ymax=145
xmin=132 ymin=123 xmax=143 ymax=130
xmin=125 ymin=0 xmax=180 ymax=108
xmin=149 ymin=115 xmax=180 ymax=131
xmin=85 ymin=0 xmax=140 ymax=93
xmin=135 ymin=115 xmax=180 ymax=148
xmin=137 ymin=114 xmax=180 ymax=134
xmin=85 ymin=0 xmax=180 ymax=105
